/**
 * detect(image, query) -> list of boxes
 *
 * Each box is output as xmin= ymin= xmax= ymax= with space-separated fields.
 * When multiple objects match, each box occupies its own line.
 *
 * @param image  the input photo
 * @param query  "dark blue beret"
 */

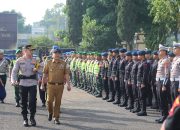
xmin=132 ymin=51 xmax=138 ymax=56
xmin=125 ymin=51 xmax=132 ymax=56
xmin=101 ymin=52 xmax=108 ymax=57
xmin=145 ymin=50 xmax=151 ymax=54
xmin=112 ymin=48 xmax=119 ymax=53
xmin=152 ymin=51 xmax=158 ymax=55
xmin=51 ymin=48 xmax=61 ymax=53
xmin=119 ymin=48 xmax=127 ymax=53
xmin=138 ymin=50 xmax=146 ymax=55
xmin=168 ymin=51 xmax=175 ymax=57
xmin=108 ymin=49 xmax=113 ymax=52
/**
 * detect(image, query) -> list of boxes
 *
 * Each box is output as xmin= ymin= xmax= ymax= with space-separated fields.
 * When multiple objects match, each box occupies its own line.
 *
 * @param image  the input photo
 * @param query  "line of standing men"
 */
xmin=67 ymin=42 xmax=180 ymax=124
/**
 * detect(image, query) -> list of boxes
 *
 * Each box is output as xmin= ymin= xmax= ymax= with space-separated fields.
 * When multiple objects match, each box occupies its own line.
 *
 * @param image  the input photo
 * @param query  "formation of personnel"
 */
xmin=65 ymin=42 xmax=180 ymax=124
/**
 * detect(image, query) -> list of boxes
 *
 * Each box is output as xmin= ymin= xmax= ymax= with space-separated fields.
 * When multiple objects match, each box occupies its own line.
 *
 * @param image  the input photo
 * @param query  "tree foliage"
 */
xmin=149 ymin=0 xmax=180 ymax=41
xmin=66 ymin=0 xmax=83 ymax=46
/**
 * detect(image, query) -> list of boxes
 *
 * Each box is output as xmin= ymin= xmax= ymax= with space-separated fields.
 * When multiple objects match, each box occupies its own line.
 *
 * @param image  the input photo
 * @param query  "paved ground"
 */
xmin=0 ymin=80 xmax=161 ymax=130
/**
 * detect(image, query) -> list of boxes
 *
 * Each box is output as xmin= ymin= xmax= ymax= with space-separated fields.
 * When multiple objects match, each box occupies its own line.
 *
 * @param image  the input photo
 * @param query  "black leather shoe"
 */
xmin=157 ymin=116 xmax=167 ymax=124
xmin=23 ymin=120 xmax=29 ymax=127
xmin=30 ymin=118 xmax=36 ymax=126
xmin=48 ymin=113 xmax=52 ymax=121
xmin=107 ymin=99 xmax=114 ymax=102
xmin=113 ymin=101 xmax=120 ymax=105
xmin=137 ymin=111 xmax=147 ymax=116
xmin=1 ymin=100 xmax=4 ymax=103
xmin=16 ymin=103 xmax=20 ymax=107
xmin=95 ymin=94 xmax=102 ymax=98
xmin=132 ymin=108 xmax=141 ymax=113
xmin=155 ymin=117 xmax=161 ymax=122
xmin=42 ymin=103 xmax=46 ymax=107
xmin=119 ymin=103 xmax=127 ymax=107
xmin=102 ymin=97 xmax=109 ymax=100
xmin=125 ymin=106 xmax=133 ymax=110
xmin=54 ymin=119 xmax=60 ymax=125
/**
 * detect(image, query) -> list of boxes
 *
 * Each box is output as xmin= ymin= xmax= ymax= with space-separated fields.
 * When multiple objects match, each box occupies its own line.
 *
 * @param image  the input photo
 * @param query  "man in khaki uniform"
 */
xmin=41 ymin=46 xmax=71 ymax=124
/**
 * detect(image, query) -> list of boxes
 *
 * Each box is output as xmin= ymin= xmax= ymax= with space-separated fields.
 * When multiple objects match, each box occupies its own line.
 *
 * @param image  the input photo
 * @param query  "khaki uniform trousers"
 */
xmin=47 ymin=84 xmax=64 ymax=119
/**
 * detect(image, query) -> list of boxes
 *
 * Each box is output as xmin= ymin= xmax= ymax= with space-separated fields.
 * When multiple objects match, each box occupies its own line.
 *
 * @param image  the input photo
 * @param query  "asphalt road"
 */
xmin=0 ymin=79 xmax=161 ymax=130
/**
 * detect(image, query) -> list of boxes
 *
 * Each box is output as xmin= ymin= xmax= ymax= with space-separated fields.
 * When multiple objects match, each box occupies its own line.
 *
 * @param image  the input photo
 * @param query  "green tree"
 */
xmin=116 ymin=0 xmax=137 ymax=49
xmin=66 ymin=0 xmax=83 ymax=46
xmin=149 ymin=0 xmax=180 ymax=41
xmin=29 ymin=36 xmax=54 ymax=47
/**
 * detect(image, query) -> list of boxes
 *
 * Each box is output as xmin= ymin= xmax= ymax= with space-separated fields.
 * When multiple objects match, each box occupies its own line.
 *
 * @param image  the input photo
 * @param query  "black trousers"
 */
xmin=38 ymin=82 xmax=46 ymax=104
xmin=20 ymin=86 xmax=37 ymax=117
xmin=0 ymin=74 xmax=7 ymax=87
xmin=156 ymin=81 xmax=169 ymax=116
xmin=102 ymin=78 xmax=109 ymax=98
xmin=151 ymin=80 xmax=158 ymax=107
xmin=125 ymin=82 xmax=133 ymax=107
xmin=113 ymin=79 xmax=120 ymax=102
xmin=171 ymin=81 xmax=179 ymax=103
xmin=108 ymin=78 xmax=115 ymax=100
xmin=138 ymin=86 xmax=147 ymax=112
xmin=146 ymin=83 xmax=153 ymax=106
xmin=119 ymin=75 xmax=126 ymax=104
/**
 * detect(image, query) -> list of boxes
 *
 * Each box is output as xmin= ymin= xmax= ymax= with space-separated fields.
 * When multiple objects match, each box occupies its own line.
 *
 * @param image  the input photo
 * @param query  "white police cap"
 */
xmin=173 ymin=41 xmax=180 ymax=48
xmin=159 ymin=44 xmax=168 ymax=51
xmin=0 ymin=49 xmax=4 ymax=54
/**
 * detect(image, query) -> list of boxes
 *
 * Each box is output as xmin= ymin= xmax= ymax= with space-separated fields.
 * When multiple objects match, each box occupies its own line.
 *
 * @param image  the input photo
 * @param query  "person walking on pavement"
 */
xmin=37 ymin=56 xmax=47 ymax=107
xmin=11 ymin=45 xmax=38 ymax=127
xmin=9 ymin=49 xmax=22 ymax=107
xmin=41 ymin=46 xmax=71 ymax=125
xmin=0 ymin=49 xmax=10 ymax=103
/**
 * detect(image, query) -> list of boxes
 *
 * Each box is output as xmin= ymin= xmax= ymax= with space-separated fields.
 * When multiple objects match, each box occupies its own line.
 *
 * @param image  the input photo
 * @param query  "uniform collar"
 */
xmin=52 ymin=59 xmax=60 ymax=63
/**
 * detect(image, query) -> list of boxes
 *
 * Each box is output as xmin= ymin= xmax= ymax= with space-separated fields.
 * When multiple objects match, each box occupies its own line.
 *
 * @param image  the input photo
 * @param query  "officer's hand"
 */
xmin=128 ymin=81 xmax=131 ymax=85
xmin=178 ymin=88 xmax=180 ymax=93
xmin=33 ymin=68 xmax=38 ymax=72
xmin=67 ymin=86 xmax=71 ymax=91
xmin=162 ymin=86 xmax=166 ymax=91
xmin=103 ymin=77 xmax=106 ymax=80
xmin=115 ymin=77 xmax=118 ymax=81
xmin=141 ymin=84 xmax=145 ymax=88
xmin=40 ymin=84 xmax=45 ymax=91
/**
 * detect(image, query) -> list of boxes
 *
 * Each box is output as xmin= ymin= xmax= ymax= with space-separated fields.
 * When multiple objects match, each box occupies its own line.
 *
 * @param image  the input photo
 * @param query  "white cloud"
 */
xmin=0 ymin=0 xmax=66 ymax=25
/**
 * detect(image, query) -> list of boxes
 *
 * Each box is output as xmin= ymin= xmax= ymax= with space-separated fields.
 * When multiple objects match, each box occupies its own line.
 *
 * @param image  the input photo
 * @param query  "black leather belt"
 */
xmin=48 ymin=82 xmax=64 ymax=85
xmin=19 ymin=74 xmax=36 ymax=79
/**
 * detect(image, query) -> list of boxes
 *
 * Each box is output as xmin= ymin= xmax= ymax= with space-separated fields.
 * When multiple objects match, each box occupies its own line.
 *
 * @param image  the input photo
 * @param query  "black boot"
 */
xmin=132 ymin=101 xmax=140 ymax=113
xmin=30 ymin=115 xmax=36 ymax=126
xmin=23 ymin=115 xmax=29 ymax=127
xmin=107 ymin=98 xmax=114 ymax=102
xmin=48 ymin=113 xmax=52 ymax=121
xmin=16 ymin=102 xmax=20 ymax=107
xmin=137 ymin=111 xmax=147 ymax=116
xmin=102 ymin=96 xmax=109 ymax=100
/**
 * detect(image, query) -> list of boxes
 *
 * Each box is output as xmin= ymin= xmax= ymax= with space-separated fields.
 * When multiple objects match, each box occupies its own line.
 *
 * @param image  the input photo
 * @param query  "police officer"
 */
xmin=11 ymin=45 xmax=38 ymax=127
xmin=100 ymin=52 xmax=109 ymax=100
xmin=111 ymin=49 xmax=120 ymax=104
xmin=9 ymin=49 xmax=22 ymax=107
xmin=41 ymin=46 xmax=71 ymax=125
xmin=151 ymin=51 xmax=159 ymax=109
xmin=107 ymin=49 xmax=115 ymax=102
xmin=131 ymin=51 xmax=141 ymax=113
xmin=137 ymin=50 xmax=150 ymax=116
xmin=170 ymin=42 xmax=180 ymax=103
xmin=119 ymin=48 xmax=127 ymax=107
xmin=124 ymin=51 xmax=134 ymax=110
xmin=155 ymin=44 xmax=170 ymax=123
xmin=145 ymin=50 xmax=153 ymax=107
xmin=0 ymin=49 xmax=10 ymax=103
xmin=37 ymin=56 xmax=47 ymax=107
xmin=168 ymin=51 xmax=175 ymax=62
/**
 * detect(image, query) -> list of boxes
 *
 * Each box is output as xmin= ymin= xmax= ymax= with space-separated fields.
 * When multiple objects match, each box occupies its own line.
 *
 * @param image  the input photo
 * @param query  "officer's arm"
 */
xmin=11 ymin=60 xmax=20 ymax=84
xmin=163 ymin=60 xmax=170 ymax=87
xmin=42 ymin=61 xmax=49 ymax=84
xmin=142 ymin=63 xmax=149 ymax=85
xmin=65 ymin=63 xmax=71 ymax=90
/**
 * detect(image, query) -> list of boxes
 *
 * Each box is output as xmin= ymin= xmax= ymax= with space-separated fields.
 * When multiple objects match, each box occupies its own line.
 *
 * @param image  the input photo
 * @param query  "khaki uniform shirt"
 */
xmin=43 ymin=59 xmax=70 ymax=83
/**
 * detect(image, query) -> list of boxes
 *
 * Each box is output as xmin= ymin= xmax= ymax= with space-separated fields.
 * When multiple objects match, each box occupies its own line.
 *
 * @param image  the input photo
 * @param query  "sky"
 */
xmin=0 ymin=0 xmax=66 ymax=25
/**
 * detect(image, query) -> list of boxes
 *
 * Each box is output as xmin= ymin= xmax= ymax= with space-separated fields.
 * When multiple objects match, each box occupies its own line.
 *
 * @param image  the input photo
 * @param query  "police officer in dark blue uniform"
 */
xmin=151 ymin=51 xmax=159 ymax=109
xmin=131 ymin=51 xmax=141 ymax=113
xmin=119 ymin=48 xmax=127 ymax=107
xmin=111 ymin=49 xmax=121 ymax=104
xmin=100 ymin=52 xmax=109 ymax=100
xmin=107 ymin=49 xmax=115 ymax=102
xmin=137 ymin=50 xmax=150 ymax=116
xmin=124 ymin=51 xmax=134 ymax=110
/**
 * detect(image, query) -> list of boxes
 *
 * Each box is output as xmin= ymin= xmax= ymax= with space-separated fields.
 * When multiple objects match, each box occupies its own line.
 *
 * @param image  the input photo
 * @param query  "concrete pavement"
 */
xmin=0 ymin=80 xmax=161 ymax=130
